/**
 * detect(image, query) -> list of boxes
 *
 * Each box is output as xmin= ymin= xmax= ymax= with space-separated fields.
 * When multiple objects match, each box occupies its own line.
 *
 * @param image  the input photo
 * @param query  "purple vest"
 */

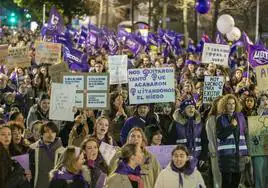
xmin=217 ymin=112 xmax=248 ymax=156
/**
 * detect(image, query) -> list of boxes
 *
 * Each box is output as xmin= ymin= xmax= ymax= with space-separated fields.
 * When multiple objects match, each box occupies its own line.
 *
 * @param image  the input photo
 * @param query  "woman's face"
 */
xmin=154 ymin=61 xmax=161 ymax=68
xmin=113 ymin=95 xmax=123 ymax=108
xmin=163 ymin=104 xmax=172 ymax=115
xmin=12 ymin=127 xmax=23 ymax=144
xmin=17 ymin=68 xmax=24 ymax=75
xmin=128 ymin=130 xmax=143 ymax=146
xmin=184 ymin=105 xmax=196 ymax=117
xmin=75 ymin=153 xmax=85 ymax=171
xmin=133 ymin=146 xmax=144 ymax=166
xmin=96 ymin=118 xmax=109 ymax=136
xmin=151 ymin=133 xmax=162 ymax=145
xmin=85 ymin=141 xmax=98 ymax=161
xmin=172 ymin=149 xmax=188 ymax=168
xmin=90 ymin=59 xmax=96 ymax=67
xmin=137 ymin=105 xmax=149 ymax=118
xmin=24 ymin=75 xmax=32 ymax=85
xmin=245 ymin=97 xmax=255 ymax=109
xmin=0 ymin=127 xmax=12 ymax=148
xmin=40 ymin=67 xmax=47 ymax=76
xmin=176 ymin=58 xmax=183 ymax=68
xmin=226 ymin=98 xmax=236 ymax=114
xmin=260 ymin=96 xmax=268 ymax=108
xmin=34 ymin=75 xmax=41 ymax=85
xmin=188 ymin=64 xmax=195 ymax=72
xmin=15 ymin=114 xmax=24 ymax=125
xmin=183 ymin=83 xmax=192 ymax=93
xmin=40 ymin=99 xmax=50 ymax=112
xmin=235 ymin=70 xmax=242 ymax=80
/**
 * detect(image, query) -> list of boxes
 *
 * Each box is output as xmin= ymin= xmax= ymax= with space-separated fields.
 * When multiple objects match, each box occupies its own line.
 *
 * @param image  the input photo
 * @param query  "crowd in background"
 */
xmin=0 ymin=27 xmax=267 ymax=188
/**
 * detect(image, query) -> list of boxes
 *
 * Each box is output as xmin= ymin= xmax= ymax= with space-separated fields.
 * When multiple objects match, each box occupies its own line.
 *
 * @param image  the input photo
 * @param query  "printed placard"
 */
xmin=256 ymin=64 xmax=268 ymax=92
xmin=248 ymin=116 xmax=268 ymax=156
xmin=7 ymin=46 xmax=31 ymax=68
xmin=49 ymin=83 xmax=76 ymax=121
xmin=62 ymin=73 xmax=109 ymax=109
xmin=146 ymin=145 xmax=176 ymax=169
xmin=0 ymin=44 xmax=8 ymax=65
xmin=99 ymin=142 xmax=116 ymax=165
xmin=203 ymin=76 xmax=224 ymax=103
xmin=35 ymin=41 xmax=61 ymax=65
xmin=128 ymin=68 xmax=175 ymax=104
xmin=201 ymin=43 xmax=230 ymax=66
xmin=108 ymin=55 xmax=128 ymax=85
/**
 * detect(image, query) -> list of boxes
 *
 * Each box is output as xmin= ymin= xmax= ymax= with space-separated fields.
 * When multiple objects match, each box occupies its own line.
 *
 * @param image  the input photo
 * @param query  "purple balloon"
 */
xmin=195 ymin=0 xmax=211 ymax=14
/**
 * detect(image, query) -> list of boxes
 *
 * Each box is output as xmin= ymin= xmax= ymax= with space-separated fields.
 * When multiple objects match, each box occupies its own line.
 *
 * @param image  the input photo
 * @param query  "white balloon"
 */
xmin=226 ymin=27 xmax=241 ymax=41
xmin=217 ymin=14 xmax=235 ymax=34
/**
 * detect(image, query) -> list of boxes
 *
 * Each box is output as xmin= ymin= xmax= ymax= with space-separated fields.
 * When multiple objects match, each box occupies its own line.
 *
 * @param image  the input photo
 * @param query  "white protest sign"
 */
xmin=7 ymin=46 xmax=31 ymax=68
xmin=146 ymin=145 xmax=176 ymax=169
xmin=256 ymin=64 xmax=268 ymax=92
xmin=201 ymin=43 xmax=230 ymax=66
xmin=35 ymin=41 xmax=61 ymax=65
xmin=108 ymin=55 xmax=128 ymax=85
xmin=87 ymin=93 xmax=107 ymax=108
xmin=203 ymin=76 xmax=224 ymax=104
xmin=87 ymin=75 xmax=109 ymax=91
xmin=128 ymin=68 xmax=175 ymax=104
xmin=99 ymin=142 xmax=116 ymax=165
xmin=49 ymin=83 xmax=76 ymax=121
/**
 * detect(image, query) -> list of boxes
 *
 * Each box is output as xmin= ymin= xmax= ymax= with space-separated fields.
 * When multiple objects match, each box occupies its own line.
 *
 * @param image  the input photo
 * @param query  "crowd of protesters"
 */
xmin=0 ymin=25 xmax=267 ymax=188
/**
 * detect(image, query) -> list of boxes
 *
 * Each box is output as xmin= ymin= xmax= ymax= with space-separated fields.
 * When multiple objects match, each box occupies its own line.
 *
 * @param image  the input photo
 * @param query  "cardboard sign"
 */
xmin=146 ymin=145 xmax=176 ymax=169
xmin=49 ymin=63 xmax=69 ymax=83
xmin=7 ymin=46 xmax=31 ymax=68
xmin=49 ymin=83 xmax=76 ymax=121
xmin=248 ymin=116 xmax=268 ymax=156
xmin=35 ymin=41 xmax=61 ymax=65
xmin=203 ymin=76 xmax=224 ymax=103
xmin=128 ymin=68 xmax=175 ymax=104
xmin=0 ymin=44 xmax=8 ymax=65
xmin=108 ymin=55 xmax=128 ymax=85
xmin=256 ymin=64 xmax=268 ymax=92
xmin=201 ymin=43 xmax=230 ymax=66
xmin=62 ymin=73 xmax=109 ymax=109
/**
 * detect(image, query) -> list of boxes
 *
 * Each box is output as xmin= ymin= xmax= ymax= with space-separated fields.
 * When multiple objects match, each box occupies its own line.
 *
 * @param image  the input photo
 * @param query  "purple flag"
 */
xmin=125 ymin=35 xmax=143 ymax=57
xmin=248 ymin=44 xmax=268 ymax=67
xmin=42 ymin=6 xmax=64 ymax=37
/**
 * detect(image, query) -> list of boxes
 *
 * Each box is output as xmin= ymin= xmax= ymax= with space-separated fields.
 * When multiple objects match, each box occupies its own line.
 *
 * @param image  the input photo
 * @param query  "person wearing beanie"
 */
xmin=120 ymin=104 xmax=159 ymax=145
xmin=144 ymin=124 xmax=163 ymax=146
xmin=167 ymin=99 xmax=208 ymax=170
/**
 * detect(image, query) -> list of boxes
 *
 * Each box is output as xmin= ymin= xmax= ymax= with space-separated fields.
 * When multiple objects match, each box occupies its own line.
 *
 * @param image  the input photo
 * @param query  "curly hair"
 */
xmin=217 ymin=94 xmax=242 ymax=114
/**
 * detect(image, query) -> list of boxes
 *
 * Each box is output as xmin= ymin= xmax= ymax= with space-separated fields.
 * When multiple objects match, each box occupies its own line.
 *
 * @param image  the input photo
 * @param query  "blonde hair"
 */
xmin=53 ymin=146 xmax=82 ymax=175
xmin=126 ymin=127 xmax=148 ymax=151
xmin=217 ymin=94 xmax=242 ymax=114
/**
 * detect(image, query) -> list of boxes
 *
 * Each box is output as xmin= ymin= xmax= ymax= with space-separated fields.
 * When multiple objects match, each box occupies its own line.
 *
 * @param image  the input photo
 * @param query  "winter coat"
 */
xmin=105 ymin=173 xmax=134 ymax=188
xmin=167 ymin=109 xmax=208 ymax=161
xmin=205 ymin=115 xmax=221 ymax=188
xmin=26 ymin=104 xmax=49 ymax=130
xmin=5 ymin=160 xmax=32 ymax=188
xmin=216 ymin=112 xmax=248 ymax=173
xmin=29 ymin=138 xmax=65 ymax=188
xmin=49 ymin=166 xmax=91 ymax=188
xmin=109 ymin=148 xmax=161 ymax=188
xmin=154 ymin=164 xmax=206 ymax=188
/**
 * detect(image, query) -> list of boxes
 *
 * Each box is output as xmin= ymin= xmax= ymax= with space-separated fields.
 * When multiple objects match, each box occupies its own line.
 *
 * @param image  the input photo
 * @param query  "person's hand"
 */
xmin=231 ymin=118 xmax=238 ymax=127
xmin=74 ymin=115 xmax=83 ymax=125
xmin=24 ymin=170 xmax=32 ymax=182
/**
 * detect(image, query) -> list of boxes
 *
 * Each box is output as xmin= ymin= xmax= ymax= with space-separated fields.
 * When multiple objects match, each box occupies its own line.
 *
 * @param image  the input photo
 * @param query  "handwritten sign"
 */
xmin=49 ymin=63 xmax=69 ymax=83
xmin=62 ymin=73 xmax=109 ymax=109
xmin=99 ymin=142 xmax=116 ymax=165
xmin=146 ymin=145 xmax=176 ymax=169
xmin=7 ymin=46 xmax=31 ymax=68
xmin=108 ymin=55 xmax=128 ymax=85
xmin=248 ymin=116 xmax=268 ymax=156
xmin=128 ymin=68 xmax=175 ymax=104
xmin=256 ymin=64 xmax=268 ymax=92
xmin=0 ymin=44 xmax=8 ymax=65
xmin=35 ymin=41 xmax=61 ymax=65
xmin=49 ymin=83 xmax=76 ymax=121
xmin=201 ymin=43 xmax=230 ymax=66
xmin=12 ymin=154 xmax=30 ymax=170
xmin=203 ymin=76 xmax=224 ymax=103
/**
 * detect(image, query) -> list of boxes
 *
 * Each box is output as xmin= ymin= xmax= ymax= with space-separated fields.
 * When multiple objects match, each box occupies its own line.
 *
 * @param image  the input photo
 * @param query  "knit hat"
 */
xmin=180 ymin=99 xmax=195 ymax=112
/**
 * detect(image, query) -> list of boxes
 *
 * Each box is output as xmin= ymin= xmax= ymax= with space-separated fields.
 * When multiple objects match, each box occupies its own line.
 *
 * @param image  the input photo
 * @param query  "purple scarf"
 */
xmin=170 ymin=160 xmax=196 ymax=188
xmin=115 ymin=161 xmax=142 ymax=176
